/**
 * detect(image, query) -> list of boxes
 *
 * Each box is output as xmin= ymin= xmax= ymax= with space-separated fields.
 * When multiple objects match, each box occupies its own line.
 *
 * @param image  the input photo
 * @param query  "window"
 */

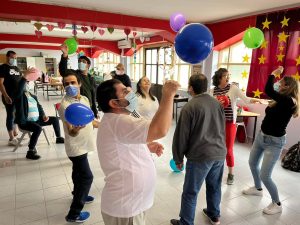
xmin=130 ymin=47 xmax=144 ymax=81
xmin=143 ymin=46 xmax=191 ymax=88
xmin=218 ymin=41 xmax=252 ymax=91
xmin=94 ymin=52 xmax=120 ymax=77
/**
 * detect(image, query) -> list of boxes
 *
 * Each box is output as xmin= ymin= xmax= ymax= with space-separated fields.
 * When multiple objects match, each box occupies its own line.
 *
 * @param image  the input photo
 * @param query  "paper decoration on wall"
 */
xmin=98 ymin=29 xmax=105 ymax=36
xmin=276 ymin=52 xmax=285 ymax=62
xmin=34 ymin=22 xmax=43 ymax=31
xmin=262 ymin=18 xmax=272 ymax=29
xmin=292 ymin=72 xmax=300 ymax=81
xmin=107 ymin=27 xmax=114 ymax=34
xmin=35 ymin=30 xmax=42 ymax=38
xmin=124 ymin=28 xmax=131 ymax=39
xmin=132 ymin=32 xmax=137 ymax=37
xmin=46 ymin=24 xmax=54 ymax=32
xmin=280 ymin=16 xmax=290 ymax=28
xmin=241 ymin=70 xmax=248 ymax=78
xmin=57 ymin=22 xmax=66 ymax=29
xmin=81 ymin=26 xmax=88 ymax=33
xmin=278 ymin=31 xmax=290 ymax=43
xmin=242 ymin=54 xmax=250 ymax=63
xmin=90 ymin=26 xmax=97 ymax=32
xmin=258 ymin=54 xmax=266 ymax=64
xmin=252 ymin=88 xmax=263 ymax=98
xmin=140 ymin=36 xmax=145 ymax=43
xmin=295 ymin=56 xmax=300 ymax=66
xmin=72 ymin=24 xmax=77 ymax=36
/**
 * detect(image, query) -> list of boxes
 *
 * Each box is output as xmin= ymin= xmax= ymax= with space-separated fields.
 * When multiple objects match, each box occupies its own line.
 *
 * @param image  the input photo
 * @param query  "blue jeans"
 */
xmin=179 ymin=160 xmax=224 ymax=225
xmin=249 ymin=131 xmax=286 ymax=203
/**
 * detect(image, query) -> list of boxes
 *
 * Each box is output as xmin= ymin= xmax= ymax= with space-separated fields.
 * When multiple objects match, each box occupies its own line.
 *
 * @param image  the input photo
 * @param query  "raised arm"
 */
xmin=147 ymin=80 xmax=180 ymax=142
xmin=265 ymin=67 xmax=286 ymax=102
xmin=58 ymin=44 xmax=69 ymax=77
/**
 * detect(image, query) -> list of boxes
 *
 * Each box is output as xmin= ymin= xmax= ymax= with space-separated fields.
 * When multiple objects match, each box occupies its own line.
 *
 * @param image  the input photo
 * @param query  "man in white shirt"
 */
xmin=96 ymin=78 xmax=180 ymax=225
xmin=59 ymin=70 xmax=98 ymax=223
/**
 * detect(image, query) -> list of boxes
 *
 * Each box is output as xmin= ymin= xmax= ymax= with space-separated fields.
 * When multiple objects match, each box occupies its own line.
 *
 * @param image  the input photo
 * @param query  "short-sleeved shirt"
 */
xmin=97 ymin=113 xmax=154 ymax=217
xmin=136 ymin=95 xmax=159 ymax=120
xmin=0 ymin=64 xmax=22 ymax=98
xmin=59 ymin=95 xmax=96 ymax=157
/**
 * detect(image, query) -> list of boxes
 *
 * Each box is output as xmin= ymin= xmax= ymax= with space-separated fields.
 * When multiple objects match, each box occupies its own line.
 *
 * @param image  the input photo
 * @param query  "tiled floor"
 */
xmin=0 ymin=92 xmax=300 ymax=225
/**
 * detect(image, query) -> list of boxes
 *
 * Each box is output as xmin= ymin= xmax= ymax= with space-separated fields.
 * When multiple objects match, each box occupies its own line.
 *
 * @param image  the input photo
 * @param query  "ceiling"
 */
xmin=17 ymin=0 xmax=300 ymax=23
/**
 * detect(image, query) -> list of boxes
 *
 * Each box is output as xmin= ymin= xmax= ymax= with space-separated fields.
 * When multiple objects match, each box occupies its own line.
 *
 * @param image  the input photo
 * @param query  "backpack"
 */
xmin=281 ymin=142 xmax=300 ymax=172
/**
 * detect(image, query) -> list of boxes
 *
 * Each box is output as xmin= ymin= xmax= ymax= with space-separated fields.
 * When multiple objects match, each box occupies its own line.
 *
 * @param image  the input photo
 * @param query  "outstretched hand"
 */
xmin=147 ymin=142 xmax=164 ymax=157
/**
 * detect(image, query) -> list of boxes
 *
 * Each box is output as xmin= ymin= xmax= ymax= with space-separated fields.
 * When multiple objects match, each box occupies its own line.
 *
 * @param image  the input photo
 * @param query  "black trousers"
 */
xmin=67 ymin=153 xmax=93 ymax=219
xmin=18 ymin=116 xmax=61 ymax=150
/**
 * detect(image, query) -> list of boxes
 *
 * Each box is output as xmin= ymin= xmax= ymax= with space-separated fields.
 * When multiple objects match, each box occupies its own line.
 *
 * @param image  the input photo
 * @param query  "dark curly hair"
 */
xmin=212 ymin=68 xmax=228 ymax=87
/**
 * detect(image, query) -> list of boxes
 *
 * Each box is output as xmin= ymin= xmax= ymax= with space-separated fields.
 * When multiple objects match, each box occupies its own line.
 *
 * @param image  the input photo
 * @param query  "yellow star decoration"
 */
xmin=253 ymin=88 xmax=263 ymax=98
xmin=260 ymin=40 xmax=268 ymax=49
xmin=276 ymin=52 xmax=285 ymax=62
xmin=298 ymin=37 xmax=300 ymax=45
xmin=296 ymin=55 xmax=300 ymax=66
xmin=280 ymin=16 xmax=290 ymax=28
xmin=242 ymin=54 xmax=250 ymax=63
xmin=262 ymin=18 xmax=272 ymax=29
xmin=274 ymin=72 xmax=281 ymax=79
xmin=292 ymin=71 xmax=300 ymax=81
xmin=258 ymin=54 xmax=266 ymax=64
xmin=278 ymin=31 xmax=290 ymax=43
xmin=278 ymin=45 xmax=285 ymax=51
xmin=241 ymin=70 xmax=248 ymax=78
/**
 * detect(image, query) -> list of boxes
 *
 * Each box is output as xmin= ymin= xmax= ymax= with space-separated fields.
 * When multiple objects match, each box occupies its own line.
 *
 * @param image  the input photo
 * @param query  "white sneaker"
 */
xmin=8 ymin=139 xmax=19 ymax=146
xmin=263 ymin=202 xmax=282 ymax=215
xmin=242 ymin=187 xmax=263 ymax=196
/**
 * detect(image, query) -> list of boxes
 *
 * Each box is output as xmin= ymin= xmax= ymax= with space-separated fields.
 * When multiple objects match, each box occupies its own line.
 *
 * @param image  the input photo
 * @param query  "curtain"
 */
xmin=247 ymin=8 xmax=300 ymax=99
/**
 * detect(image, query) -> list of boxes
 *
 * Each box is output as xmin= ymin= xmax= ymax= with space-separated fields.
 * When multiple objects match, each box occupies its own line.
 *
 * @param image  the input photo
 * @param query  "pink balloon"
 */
xmin=27 ymin=68 xmax=41 ymax=81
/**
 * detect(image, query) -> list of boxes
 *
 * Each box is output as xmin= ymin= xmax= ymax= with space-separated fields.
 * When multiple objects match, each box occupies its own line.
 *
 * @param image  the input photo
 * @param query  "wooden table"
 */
xmin=237 ymin=111 xmax=260 ymax=143
xmin=42 ymin=83 xmax=64 ymax=100
xmin=173 ymin=96 xmax=189 ymax=123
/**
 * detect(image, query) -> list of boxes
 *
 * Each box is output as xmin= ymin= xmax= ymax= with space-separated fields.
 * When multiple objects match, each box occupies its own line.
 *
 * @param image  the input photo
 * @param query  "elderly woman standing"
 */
xmin=211 ymin=68 xmax=260 ymax=185
xmin=136 ymin=76 xmax=159 ymax=120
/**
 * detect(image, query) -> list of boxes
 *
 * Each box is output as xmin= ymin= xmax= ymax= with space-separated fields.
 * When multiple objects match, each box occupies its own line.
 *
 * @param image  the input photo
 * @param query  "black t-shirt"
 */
xmin=111 ymin=71 xmax=132 ymax=87
xmin=0 ymin=64 xmax=22 ymax=98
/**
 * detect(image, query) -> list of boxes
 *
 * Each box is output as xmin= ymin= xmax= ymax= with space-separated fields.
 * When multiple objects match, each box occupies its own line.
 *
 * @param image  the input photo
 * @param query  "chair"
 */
xmin=13 ymin=128 xmax=50 ymax=152
xmin=236 ymin=121 xmax=248 ymax=143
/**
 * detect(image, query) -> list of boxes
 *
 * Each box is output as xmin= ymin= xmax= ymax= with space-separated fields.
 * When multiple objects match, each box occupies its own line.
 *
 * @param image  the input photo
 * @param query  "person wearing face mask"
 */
xmin=210 ymin=68 xmax=261 ymax=185
xmin=59 ymin=44 xmax=98 ymax=118
xmin=136 ymin=76 xmax=159 ymax=119
xmin=243 ymin=66 xmax=299 ymax=215
xmin=96 ymin=79 xmax=180 ymax=225
xmin=14 ymin=73 xmax=64 ymax=160
xmin=0 ymin=50 xmax=37 ymax=146
xmin=110 ymin=63 xmax=132 ymax=87
xmin=59 ymin=70 xmax=98 ymax=223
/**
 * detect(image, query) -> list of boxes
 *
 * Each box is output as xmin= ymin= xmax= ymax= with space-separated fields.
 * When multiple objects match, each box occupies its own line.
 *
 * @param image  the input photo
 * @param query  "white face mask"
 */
xmin=9 ymin=58 xmax=17 ymax=66
xmin=79 ymin=62 xmax=87 ymax=71
xmin=25 ymin=83 xmax=30 ymax=92
xmin=116 ymin=69 xmax=124 ymax=75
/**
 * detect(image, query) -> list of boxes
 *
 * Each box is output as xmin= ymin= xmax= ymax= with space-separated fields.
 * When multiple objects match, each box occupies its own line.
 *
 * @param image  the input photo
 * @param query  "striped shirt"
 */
xmin=26 ymin=93 xmax=39 ymax=122
xmin=213 ymin=84 xmax=233 ymax=122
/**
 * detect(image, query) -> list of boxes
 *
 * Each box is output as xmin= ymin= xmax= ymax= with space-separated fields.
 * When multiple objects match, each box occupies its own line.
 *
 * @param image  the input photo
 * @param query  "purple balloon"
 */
xmin=170 ymin=13 xmax=186 ymax=32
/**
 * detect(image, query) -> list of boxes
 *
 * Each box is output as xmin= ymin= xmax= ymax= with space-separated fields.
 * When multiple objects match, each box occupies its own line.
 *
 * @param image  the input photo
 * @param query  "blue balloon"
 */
xmin=175 ymin=23 xmax=214 ymax=64
xmin=170 ymin=159 xmax=184 ymax=173
xmin=65 ymin=103 xmax=94 ymax=126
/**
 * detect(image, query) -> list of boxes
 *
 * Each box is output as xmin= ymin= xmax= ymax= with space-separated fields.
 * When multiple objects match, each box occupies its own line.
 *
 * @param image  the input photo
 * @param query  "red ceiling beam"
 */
xmin=0 ymin=43 xmax=60 ymax=51
xmin=1 ymin=1 xmax=173 ymax=33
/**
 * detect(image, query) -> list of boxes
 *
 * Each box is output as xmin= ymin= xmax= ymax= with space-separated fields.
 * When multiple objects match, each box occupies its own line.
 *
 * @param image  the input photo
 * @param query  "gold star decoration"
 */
xmin=262 ymin=18 xmax=272 ymax=29
xmin=280 ymin=16 xmax=290 ymax=28
xmin=242 ymin=54 xmax=250 ymax=63
xmin=298 ymin=37 xmax=300 ymax=45
xmin=296 ymin=55 xmax=300 ymax=66
xmin=292 ymin=71 xmax=300 ymax=81
xmin=241 ymin=70 xmax=248 ymax=78
xmin=276 ymin=52 xmax=285 ymax=62
xmin=253 ymin=88 xmax=263 ymax=98
xmin=278 ymin=45 xmax=285 ymax=51
xmin=274 ymin=72 xmax=281 ymax=79
xmin=278 ymin=31 xmax=290 ymax=43
xmin=258 ymin=54 xmax=266 ymax=64
xmin=260 ymin=40 xmax=268 ymax=49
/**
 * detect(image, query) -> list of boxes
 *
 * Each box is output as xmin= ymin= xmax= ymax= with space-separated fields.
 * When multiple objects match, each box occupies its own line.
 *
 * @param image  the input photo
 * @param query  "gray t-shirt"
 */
xmin=172 ymin=93 xmax=226 ymax=163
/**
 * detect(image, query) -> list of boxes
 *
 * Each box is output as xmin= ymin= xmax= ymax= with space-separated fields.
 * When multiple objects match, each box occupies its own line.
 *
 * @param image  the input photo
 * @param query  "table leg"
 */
xmin=252 ymin=116 xmax=257 ymax=143
xmin=47 ymin=85 xmax=49 ymax=101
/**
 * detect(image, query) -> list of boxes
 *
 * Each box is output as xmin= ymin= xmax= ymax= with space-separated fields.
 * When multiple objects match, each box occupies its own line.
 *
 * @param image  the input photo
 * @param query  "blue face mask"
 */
xmin=122 ymin=91 xmax=138 ymax=113
xmin=78 ymin=62 xmax=87 ymax=71
xmin=9 ymin=58 xmax=17 ymax=66
xmin=65 ymin=85 xmax=78 ymax=97
xmin=273 ymin=82 xmax=280 ymax=92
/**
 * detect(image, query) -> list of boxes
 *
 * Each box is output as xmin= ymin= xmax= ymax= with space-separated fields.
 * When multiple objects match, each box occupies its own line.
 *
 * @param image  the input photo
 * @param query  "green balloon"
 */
xmin=243 ymin=28 xmax=264 ymax=49
xmin=64 ymin=38 xmax=78 ymax=55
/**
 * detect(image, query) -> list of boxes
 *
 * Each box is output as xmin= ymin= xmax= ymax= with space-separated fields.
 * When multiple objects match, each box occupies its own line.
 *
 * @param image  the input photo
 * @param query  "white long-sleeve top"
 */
xmin=210 ymin=84 xmax=251 ymax=123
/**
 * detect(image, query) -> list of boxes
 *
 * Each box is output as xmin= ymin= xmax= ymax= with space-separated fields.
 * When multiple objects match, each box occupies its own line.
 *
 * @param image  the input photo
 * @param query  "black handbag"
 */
xmin=281 ymin=142 xmax=300 ymax=172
